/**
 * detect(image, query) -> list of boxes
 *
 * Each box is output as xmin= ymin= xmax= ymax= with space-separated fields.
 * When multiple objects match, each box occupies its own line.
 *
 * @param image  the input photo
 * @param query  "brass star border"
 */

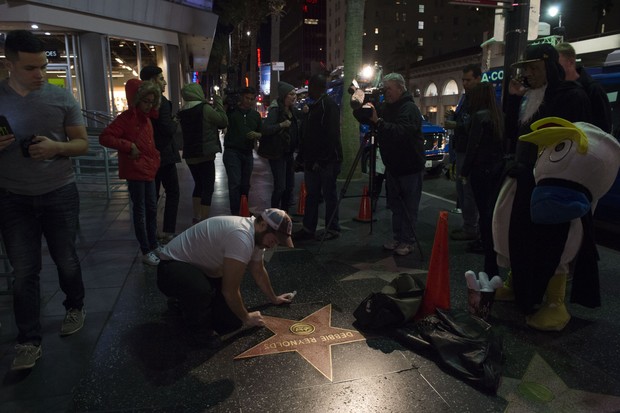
xmin=235 ymin=304 xmax=367 ymax=381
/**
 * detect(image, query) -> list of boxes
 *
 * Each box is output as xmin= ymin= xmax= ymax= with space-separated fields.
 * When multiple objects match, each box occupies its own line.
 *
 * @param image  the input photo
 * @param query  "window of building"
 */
xmin=403 ymin=13 xmax=407 ymax=21
xmin=418 ymin=37 xmax=424 ymax=46
xmin=419 ymin=4 xmax=425 ymax=13
xmin=304 ymin=19 xmax=319 ymax=25
xmin=396 ymin=12 xmax=399 ymax=21
xmin=425 ymin=83 xmax=438 ymax=97
xmin=418 ymin=21 xmax=424 ymax=30
xmin=443 ymin=79 xmax=459 ymax=95
xmin=375 ymin=27 xmax=379 ymax=34
xmin=374 ymin=44 xmax=379 ymax=51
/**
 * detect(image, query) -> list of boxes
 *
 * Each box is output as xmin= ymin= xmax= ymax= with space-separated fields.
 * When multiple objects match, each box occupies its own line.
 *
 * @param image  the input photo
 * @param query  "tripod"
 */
xmin=317 ymin=127 xmax=424 ymax=261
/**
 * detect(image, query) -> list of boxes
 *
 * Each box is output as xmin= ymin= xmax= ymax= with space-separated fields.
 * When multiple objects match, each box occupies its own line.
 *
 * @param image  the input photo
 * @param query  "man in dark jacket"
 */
xmin=363 ymin=72 xmax=424 ymax=256
xmin=556 ymin=42 xmax=612 ymax=133
xmin=293 ymin=74 xmax=343 ymax=241
xmin=140 ymin=65 xmax=180 ymax=242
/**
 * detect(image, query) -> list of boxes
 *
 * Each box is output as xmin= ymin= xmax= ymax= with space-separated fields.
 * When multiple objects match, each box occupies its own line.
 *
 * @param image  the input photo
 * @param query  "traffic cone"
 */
xmin=295 ymin=181 xmax=307 ymax=216
xmin=416 ymin=210 xmax=450 ymax=319
xmin=353 ymin=185 xmax=373 ymax=223
xmin=239 ymin=195 xmax=250 ymax=217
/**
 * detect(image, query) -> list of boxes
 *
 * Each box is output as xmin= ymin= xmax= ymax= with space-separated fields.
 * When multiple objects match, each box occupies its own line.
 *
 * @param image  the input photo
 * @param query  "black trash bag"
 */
xmin=393 ymin=308 xmax=504 ymax=394
xmin=353 ymin=273 xmax=425 ymax=330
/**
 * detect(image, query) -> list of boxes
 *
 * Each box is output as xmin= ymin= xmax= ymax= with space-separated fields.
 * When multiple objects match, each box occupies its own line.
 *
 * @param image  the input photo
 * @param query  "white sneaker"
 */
xmin=383 ymin=240 xmax=400 ymax=250
xmin=142 ymin=251 xmax=160 ymax=266
xmin=394 ymin=243 xmax=415 ymax=256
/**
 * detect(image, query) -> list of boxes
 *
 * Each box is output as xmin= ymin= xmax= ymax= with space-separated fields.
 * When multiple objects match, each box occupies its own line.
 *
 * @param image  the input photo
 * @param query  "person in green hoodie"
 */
xmin=177 ymin=83 xmax=228 ymax=222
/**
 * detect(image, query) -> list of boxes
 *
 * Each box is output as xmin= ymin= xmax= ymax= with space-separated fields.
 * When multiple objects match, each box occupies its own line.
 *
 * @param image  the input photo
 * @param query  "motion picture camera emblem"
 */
xmin=289 ymin=322 xmax=315 ymax=335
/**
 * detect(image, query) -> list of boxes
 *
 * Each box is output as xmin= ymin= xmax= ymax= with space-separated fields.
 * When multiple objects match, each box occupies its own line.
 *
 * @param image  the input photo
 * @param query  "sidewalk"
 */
xmin=1 ymin=153 xmax=620 ymax=412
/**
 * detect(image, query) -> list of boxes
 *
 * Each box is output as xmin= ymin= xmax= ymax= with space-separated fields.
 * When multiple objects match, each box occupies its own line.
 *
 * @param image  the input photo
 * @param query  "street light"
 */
xmin=548 ymin=5 xmax=562 ymax=29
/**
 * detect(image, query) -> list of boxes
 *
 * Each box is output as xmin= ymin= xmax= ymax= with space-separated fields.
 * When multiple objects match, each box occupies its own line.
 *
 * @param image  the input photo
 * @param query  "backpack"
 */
xmin=353 ymin=273 xmax=426 ymax=329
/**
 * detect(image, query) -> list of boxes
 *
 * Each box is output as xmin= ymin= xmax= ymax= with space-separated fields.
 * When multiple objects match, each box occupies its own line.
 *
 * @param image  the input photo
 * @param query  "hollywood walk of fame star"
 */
xmin=235 ymin=305 xmax=366 ymax=381
xmin=342 ymin=256 xmax=427 ymax=282
xmin=498 ymin=353 xmax=620 ymax=412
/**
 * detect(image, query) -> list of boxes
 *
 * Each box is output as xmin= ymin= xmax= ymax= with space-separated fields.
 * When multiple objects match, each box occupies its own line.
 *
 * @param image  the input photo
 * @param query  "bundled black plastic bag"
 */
xmin=353 ymin=273 xmax=426 ymax=329
xmin=394 ymin=308 xmax=504 ymax=394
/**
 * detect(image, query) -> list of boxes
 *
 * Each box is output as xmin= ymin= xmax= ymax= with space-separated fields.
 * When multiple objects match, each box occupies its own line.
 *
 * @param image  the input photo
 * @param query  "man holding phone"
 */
xmin=0 ymin=30 xmax=89 ymax=370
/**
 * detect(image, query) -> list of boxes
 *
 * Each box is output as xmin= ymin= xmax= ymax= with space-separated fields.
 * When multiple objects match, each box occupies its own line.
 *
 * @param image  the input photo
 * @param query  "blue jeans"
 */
xmin=127 ymin=180 xmax=158 ymax=254
xmin=303 ymin=161 xmax=341 ymax=233
xmin=386 ymin=170 xmax=423 ymax=244
xmin=223 ymin=149 xmax=253 ymax=215
xmin=0 ymin=183 xmax=84 ymax=344
xmin=269 ymin=153 xmax=295 ymax=212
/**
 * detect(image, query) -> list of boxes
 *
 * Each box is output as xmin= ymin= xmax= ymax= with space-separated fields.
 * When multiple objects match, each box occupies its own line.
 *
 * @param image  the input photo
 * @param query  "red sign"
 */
xmin=448 ymin=0 xmax=511 ymax=7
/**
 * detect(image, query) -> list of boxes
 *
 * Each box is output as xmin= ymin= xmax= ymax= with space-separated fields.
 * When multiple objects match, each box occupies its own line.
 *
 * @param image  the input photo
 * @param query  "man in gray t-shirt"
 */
xmin=0 ymin=30 xmax=89 ymax=371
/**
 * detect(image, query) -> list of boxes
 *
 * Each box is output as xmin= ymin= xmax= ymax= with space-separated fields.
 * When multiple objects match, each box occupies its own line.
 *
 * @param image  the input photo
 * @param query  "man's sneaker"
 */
xmin=383 ymin=240 xmax=400 ymax=250
xmin=292 ymin=229 xmax=316 ymax=242
xmin=450 ymin=228 xmax=478 ymax=241
xmin=142 ymin=251 xmax=160 ymax=266
xmin=12 ymin=343 xmax=42 ymax=370
xmin=61 ymin=308 xmax=85 ymax=336
xmin=394 ymin=243 xmax=415 ymax=256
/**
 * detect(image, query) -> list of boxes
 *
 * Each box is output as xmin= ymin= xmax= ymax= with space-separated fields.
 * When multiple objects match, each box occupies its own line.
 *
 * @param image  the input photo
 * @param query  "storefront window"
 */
xmin=106 ymin=37 xmax=165 ymax=114
xmin=0 ymin=33 xmax=81 ymax=102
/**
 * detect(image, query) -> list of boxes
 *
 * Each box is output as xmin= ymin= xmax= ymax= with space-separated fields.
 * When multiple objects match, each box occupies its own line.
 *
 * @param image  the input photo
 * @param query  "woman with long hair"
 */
xmin=460 ymin=82 xmax=505 ymax=276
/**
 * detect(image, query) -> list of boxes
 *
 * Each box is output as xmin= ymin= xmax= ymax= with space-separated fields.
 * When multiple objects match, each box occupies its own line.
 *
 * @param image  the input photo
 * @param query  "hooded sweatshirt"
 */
xmin=99 ymin=79 xmax=161 ymax=180
xmin=178 ymin=83 xmax=228 ymax=161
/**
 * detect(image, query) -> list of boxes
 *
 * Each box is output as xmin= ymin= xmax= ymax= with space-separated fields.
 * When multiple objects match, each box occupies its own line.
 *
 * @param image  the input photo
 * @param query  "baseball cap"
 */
xmin=512 ymin=43 xmax=559 ymax=67
xmin=261 ymin=208 xmax=294 ymax=248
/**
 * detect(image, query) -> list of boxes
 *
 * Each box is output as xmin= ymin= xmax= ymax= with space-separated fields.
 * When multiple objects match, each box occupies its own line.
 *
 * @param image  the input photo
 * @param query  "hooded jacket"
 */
xmin=375 ymin=91 xmax=425 ymax=176
xmin=99 ymin=79 xmax=161 ymax=181
xmin=177 ymin=83 xmax=228 ymax=160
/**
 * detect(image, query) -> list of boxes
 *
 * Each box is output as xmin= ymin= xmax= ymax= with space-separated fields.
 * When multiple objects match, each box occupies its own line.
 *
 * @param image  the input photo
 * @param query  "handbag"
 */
xmin=353 ymin=273 xmax=426 ymax=329
xmin=257 ymin=129 xmax=289 ymax=160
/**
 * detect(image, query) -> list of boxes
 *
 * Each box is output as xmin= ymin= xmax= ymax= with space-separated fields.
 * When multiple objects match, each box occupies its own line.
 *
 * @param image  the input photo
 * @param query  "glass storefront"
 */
xmin=0 ymin=33 xmax=81 ymax=101
xmin=1 ymin=32 xmax=165 ymax=117
xmin=106 ymin=37 xmax=165 ymax=114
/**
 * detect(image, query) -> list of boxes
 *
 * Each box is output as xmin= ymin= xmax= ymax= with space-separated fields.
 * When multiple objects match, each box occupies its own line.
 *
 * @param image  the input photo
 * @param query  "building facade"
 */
xmin=0 ymin=0 xmax=218 ymax=118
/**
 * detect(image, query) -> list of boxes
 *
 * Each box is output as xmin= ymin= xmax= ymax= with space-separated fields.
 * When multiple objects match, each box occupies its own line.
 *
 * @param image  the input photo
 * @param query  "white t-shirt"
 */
xmin=159 ymin=215 xmax=264 ymax=277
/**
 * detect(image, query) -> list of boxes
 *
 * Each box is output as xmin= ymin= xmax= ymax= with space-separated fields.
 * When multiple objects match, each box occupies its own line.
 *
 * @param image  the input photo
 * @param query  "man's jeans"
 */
xmin=127 ymin=180 xmax=158 ymax=254
xmin=269 ymin=153 xmax=295 ymax=212
xmin=456 ymin=153 xmax=479 ymax=235
xmin=0 ymin=182 xmax=84 ymax=344
xmin=223 ymin=149 xmax=253 ymax=215
xmin=303 ymin=161 xmax=341 ymax=233
xmin=155 ymin=163 xmax=180 ymax=234
xmin=386 ymin=170 xmax=423 ymax=244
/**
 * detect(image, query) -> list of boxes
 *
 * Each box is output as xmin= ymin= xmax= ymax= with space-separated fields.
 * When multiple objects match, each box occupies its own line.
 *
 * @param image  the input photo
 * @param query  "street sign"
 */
xmin=448 ymin=0 xmax=512 ymax=8
xmin=272 ymin=62 xmax=285 ymax=71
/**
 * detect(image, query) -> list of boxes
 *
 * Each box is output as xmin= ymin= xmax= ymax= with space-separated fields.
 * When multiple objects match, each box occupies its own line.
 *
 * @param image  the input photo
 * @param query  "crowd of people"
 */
xmin=0 ymin=28 xmax=614 ymax=372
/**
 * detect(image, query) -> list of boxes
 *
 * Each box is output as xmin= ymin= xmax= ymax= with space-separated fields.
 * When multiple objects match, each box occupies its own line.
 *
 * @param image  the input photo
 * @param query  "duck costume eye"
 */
xmin=549 ymin=139 xmax=573 ymax=162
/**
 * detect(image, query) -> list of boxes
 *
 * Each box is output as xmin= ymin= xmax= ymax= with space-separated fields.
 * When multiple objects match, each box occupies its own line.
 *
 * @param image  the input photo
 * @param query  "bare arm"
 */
xmin=221 ymin=257 xmax=265 ymax=328
xmin=29 ymin=124 xmax=88 ymax=160
xmin=248 ymin=259 xmax=293 ymax=306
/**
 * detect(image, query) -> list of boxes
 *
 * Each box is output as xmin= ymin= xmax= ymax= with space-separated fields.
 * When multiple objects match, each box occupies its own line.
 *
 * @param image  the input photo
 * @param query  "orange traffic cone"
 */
xmin=353 ymin=185 xmax=373 ymax=223
xmin=295 ymin=181 xmax=307 ymax=216
xmin=416 ymin=210 xmax=450 ymax=319
xmin=239 ymin=195 xmax=250 ymax=217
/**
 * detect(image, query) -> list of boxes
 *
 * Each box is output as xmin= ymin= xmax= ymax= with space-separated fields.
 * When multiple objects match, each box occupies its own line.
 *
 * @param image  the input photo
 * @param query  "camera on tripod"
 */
xmin=349 ymin=79 xmax=384 ymax=124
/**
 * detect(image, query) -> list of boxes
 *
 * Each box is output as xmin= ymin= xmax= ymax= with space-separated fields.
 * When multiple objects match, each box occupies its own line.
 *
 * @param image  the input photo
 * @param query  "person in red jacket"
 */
xmin=100 ymin=79 xmax=162 ymax=265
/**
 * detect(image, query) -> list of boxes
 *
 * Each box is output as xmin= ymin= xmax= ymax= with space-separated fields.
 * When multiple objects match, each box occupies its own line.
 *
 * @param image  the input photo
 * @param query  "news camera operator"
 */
xmin=353 ymin=73 xmax=424 ymax=256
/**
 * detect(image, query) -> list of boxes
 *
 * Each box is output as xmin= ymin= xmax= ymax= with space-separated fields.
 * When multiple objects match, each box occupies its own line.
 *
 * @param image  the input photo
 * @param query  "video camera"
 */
xmin=349 ymin=79 xmax=384 ymax=124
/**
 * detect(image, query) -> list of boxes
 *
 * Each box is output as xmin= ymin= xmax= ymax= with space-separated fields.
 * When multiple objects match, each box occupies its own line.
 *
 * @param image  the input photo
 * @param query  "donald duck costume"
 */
xmin=492 ymin=117 xmax=620 ymax=331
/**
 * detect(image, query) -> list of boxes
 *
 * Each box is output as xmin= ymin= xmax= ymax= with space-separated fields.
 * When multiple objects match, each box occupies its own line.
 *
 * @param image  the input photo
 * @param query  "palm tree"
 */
xmin=341 ymin=0 xmax=366 ymax=179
